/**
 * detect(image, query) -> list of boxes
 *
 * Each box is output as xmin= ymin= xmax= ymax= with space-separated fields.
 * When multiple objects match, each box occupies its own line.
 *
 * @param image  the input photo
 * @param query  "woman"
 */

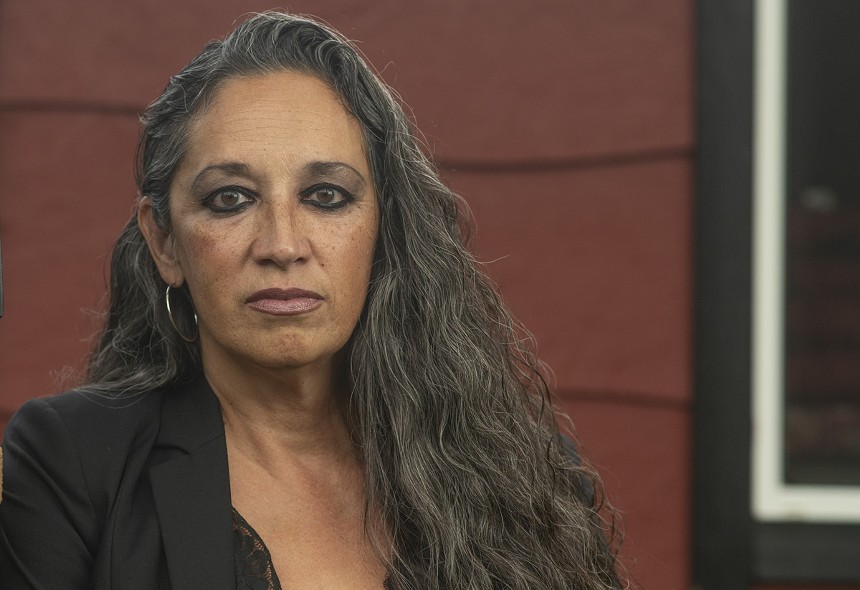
xmin=0 ymin=12 xmax=622 ymax=590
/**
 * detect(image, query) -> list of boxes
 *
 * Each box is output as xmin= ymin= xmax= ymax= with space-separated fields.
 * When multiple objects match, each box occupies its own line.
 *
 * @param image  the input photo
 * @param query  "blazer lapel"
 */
xmin=149 ymin=377 xmax=234 ymax=590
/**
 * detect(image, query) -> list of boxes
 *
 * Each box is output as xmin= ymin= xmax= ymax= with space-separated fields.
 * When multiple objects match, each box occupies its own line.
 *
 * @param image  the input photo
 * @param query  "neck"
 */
xmin=202 ymin=346 xmax=356 ymax=470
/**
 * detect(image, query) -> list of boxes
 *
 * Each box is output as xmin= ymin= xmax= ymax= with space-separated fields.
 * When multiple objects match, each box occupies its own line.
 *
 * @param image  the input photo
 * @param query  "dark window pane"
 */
xmin=785 ymin=0 xmax=860 ymax=485
xmin=785 ymin=0 xmax=860 ymax=486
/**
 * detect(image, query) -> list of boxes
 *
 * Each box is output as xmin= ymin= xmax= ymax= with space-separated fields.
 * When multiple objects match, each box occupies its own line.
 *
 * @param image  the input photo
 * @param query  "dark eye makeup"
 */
xmin=199 ymin=182 xmax=355 ymax=214
xmin=299 ymin=183 xmax=355 ymax=210
xmin=200 ymin=186 xmax=256 ymax=213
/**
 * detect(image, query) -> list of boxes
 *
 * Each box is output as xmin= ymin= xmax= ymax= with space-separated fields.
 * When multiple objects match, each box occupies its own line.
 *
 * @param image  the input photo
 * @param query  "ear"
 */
xmin=138 ymin=197 xmax=185 ymax=287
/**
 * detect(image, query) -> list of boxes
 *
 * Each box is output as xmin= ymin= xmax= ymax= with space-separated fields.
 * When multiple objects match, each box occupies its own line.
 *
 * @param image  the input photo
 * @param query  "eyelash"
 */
xmin=201 ymin=185 xmax=255 ymax=213
xmin=299 ymin=183 xmax=354 ymax=210
xmin=200 ymin=183 xmax=354 ymax=214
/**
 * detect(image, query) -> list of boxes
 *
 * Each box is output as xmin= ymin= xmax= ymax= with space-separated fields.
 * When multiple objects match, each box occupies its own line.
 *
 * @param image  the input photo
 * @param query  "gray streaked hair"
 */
xmin=86 ymin=12 xmax=622 ymax=589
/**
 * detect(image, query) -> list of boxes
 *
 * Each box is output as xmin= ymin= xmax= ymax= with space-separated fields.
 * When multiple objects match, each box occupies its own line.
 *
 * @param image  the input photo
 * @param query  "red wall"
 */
xmin=0 ymin=2 xmax=694 ymax=588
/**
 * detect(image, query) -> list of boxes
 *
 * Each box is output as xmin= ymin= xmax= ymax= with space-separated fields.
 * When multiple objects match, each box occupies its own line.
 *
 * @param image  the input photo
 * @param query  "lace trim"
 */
xmin=232 ymin=507 xmax=282 ymax=590
xmin=231 ymin=506 xmax=390 ymax=589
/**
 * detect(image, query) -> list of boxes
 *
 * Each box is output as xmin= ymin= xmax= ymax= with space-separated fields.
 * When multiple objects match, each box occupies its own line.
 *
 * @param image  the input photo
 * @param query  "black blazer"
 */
xmin=0 ymin=378 xmax=235 ymax=590
xmin=1 ymin=379 xmax=606 ymax=590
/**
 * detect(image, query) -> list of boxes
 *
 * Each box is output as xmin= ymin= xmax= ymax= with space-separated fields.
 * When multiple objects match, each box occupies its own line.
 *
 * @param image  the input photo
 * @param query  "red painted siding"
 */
xmin=0 ymin=2 xmax=694 ymax=588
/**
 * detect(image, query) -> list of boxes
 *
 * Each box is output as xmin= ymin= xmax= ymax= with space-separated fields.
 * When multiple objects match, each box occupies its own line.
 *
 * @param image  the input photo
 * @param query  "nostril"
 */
xmin=250 ymin=214 xmax=310 ymax=268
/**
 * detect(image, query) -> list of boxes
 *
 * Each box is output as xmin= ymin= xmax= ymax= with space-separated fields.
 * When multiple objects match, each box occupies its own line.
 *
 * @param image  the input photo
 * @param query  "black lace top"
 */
xmin=231 ymin=507 xmax=390 ymax=590
xmin=232 ymin=507 xmax=283 ymax=590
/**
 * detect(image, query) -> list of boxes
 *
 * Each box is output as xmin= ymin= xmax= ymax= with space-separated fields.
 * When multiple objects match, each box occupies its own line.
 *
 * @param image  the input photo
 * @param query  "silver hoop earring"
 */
xmin=165 ymin=284 xmax=198 ymax=343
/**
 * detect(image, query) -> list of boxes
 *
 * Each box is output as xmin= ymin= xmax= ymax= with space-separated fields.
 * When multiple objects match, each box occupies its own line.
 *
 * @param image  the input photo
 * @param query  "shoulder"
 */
xmin=0 ymin=388 xmax=172 ymax=589
xmin=6 ymin=387 xmax=166 ymax=455
xmin=2 ymin=387 xmax=169 ymax=510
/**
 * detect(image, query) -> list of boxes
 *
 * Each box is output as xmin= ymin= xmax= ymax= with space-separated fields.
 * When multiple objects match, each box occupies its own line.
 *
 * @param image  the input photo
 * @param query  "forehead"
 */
xmin=181 ymin=71 xmax=369 ymax=171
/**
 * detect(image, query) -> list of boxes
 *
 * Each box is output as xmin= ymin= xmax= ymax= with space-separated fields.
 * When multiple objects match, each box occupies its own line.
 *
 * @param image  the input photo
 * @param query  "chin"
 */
xmin=246 ymin=345 xmax=347 ymax=373
xmin=201 ymin=329 xmax=351 ymax=375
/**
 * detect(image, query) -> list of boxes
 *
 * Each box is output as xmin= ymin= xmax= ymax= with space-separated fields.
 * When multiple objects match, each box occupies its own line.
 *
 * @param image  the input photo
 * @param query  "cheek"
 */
xmin=350 ymin=223 xmax=378 ymax=278
xmin=176 ymin=227 xmax=233 ymax=295
xmin=330 ymin=223 xmax=377 ymax=301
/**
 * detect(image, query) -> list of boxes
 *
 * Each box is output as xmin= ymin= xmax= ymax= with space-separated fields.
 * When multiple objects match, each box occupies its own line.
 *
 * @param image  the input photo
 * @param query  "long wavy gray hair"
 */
xmin=87 ymin=11 xmax=622 ymax=589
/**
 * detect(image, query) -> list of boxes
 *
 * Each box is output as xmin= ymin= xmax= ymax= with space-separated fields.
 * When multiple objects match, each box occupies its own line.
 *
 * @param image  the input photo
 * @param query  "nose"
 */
xmin=250 ymin=201 xmax=310 ymax=268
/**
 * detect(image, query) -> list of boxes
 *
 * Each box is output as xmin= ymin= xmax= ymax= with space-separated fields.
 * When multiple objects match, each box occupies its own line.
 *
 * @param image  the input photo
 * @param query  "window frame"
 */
xmin=694 ymin=0 xmax=860 ymax=585
xmin=751 ymin=0 xmax=860 ymax=524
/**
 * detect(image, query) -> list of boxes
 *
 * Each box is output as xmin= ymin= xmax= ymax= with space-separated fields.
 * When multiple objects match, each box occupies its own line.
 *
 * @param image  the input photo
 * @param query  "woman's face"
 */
xmin=141 ymin=71 xmax=379 ymax=375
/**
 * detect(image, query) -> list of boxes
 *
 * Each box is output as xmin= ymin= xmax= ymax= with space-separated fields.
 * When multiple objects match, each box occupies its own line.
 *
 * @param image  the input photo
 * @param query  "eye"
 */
xmin=201 ymin=186 xmax=255 ymax=213
xmin=300 ymin=183 xmax=353 ymax=210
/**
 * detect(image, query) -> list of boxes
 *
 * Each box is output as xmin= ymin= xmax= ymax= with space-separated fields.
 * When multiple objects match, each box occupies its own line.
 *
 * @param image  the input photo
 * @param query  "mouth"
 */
xmin=245 ymin=288 xmax=324 ymax=316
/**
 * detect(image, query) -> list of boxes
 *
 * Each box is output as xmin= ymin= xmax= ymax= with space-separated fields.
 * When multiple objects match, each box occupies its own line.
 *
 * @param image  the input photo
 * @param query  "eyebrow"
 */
xmin=189 ymin=161 xmax=367 ymax=193
xmin=190 ymin=162 xmax=253 ymax=193
xmin=305 ymin=161 xmax=367 ymax=188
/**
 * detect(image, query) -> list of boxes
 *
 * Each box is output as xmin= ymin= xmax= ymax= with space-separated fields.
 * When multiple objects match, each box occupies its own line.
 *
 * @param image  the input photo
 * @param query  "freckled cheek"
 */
xmin=350 ymin=226 xmax=378 ymax=292
xmin=343 ymin=219 xmax=376 ymax=248
xmin=177 ymin=229 xmax=235 ymax=299
xmin=325 ymin=226 xmax=375 ymax=302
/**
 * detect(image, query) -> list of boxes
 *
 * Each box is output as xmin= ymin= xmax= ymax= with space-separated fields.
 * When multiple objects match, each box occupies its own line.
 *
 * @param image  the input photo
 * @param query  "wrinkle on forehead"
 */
xmin=175 ymin=71 xmax=373 ymax=189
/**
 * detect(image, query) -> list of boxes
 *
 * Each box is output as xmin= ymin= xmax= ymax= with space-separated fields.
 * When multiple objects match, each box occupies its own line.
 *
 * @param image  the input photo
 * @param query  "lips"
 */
xmin=245 ymin=288 xmax=324 ymax=316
